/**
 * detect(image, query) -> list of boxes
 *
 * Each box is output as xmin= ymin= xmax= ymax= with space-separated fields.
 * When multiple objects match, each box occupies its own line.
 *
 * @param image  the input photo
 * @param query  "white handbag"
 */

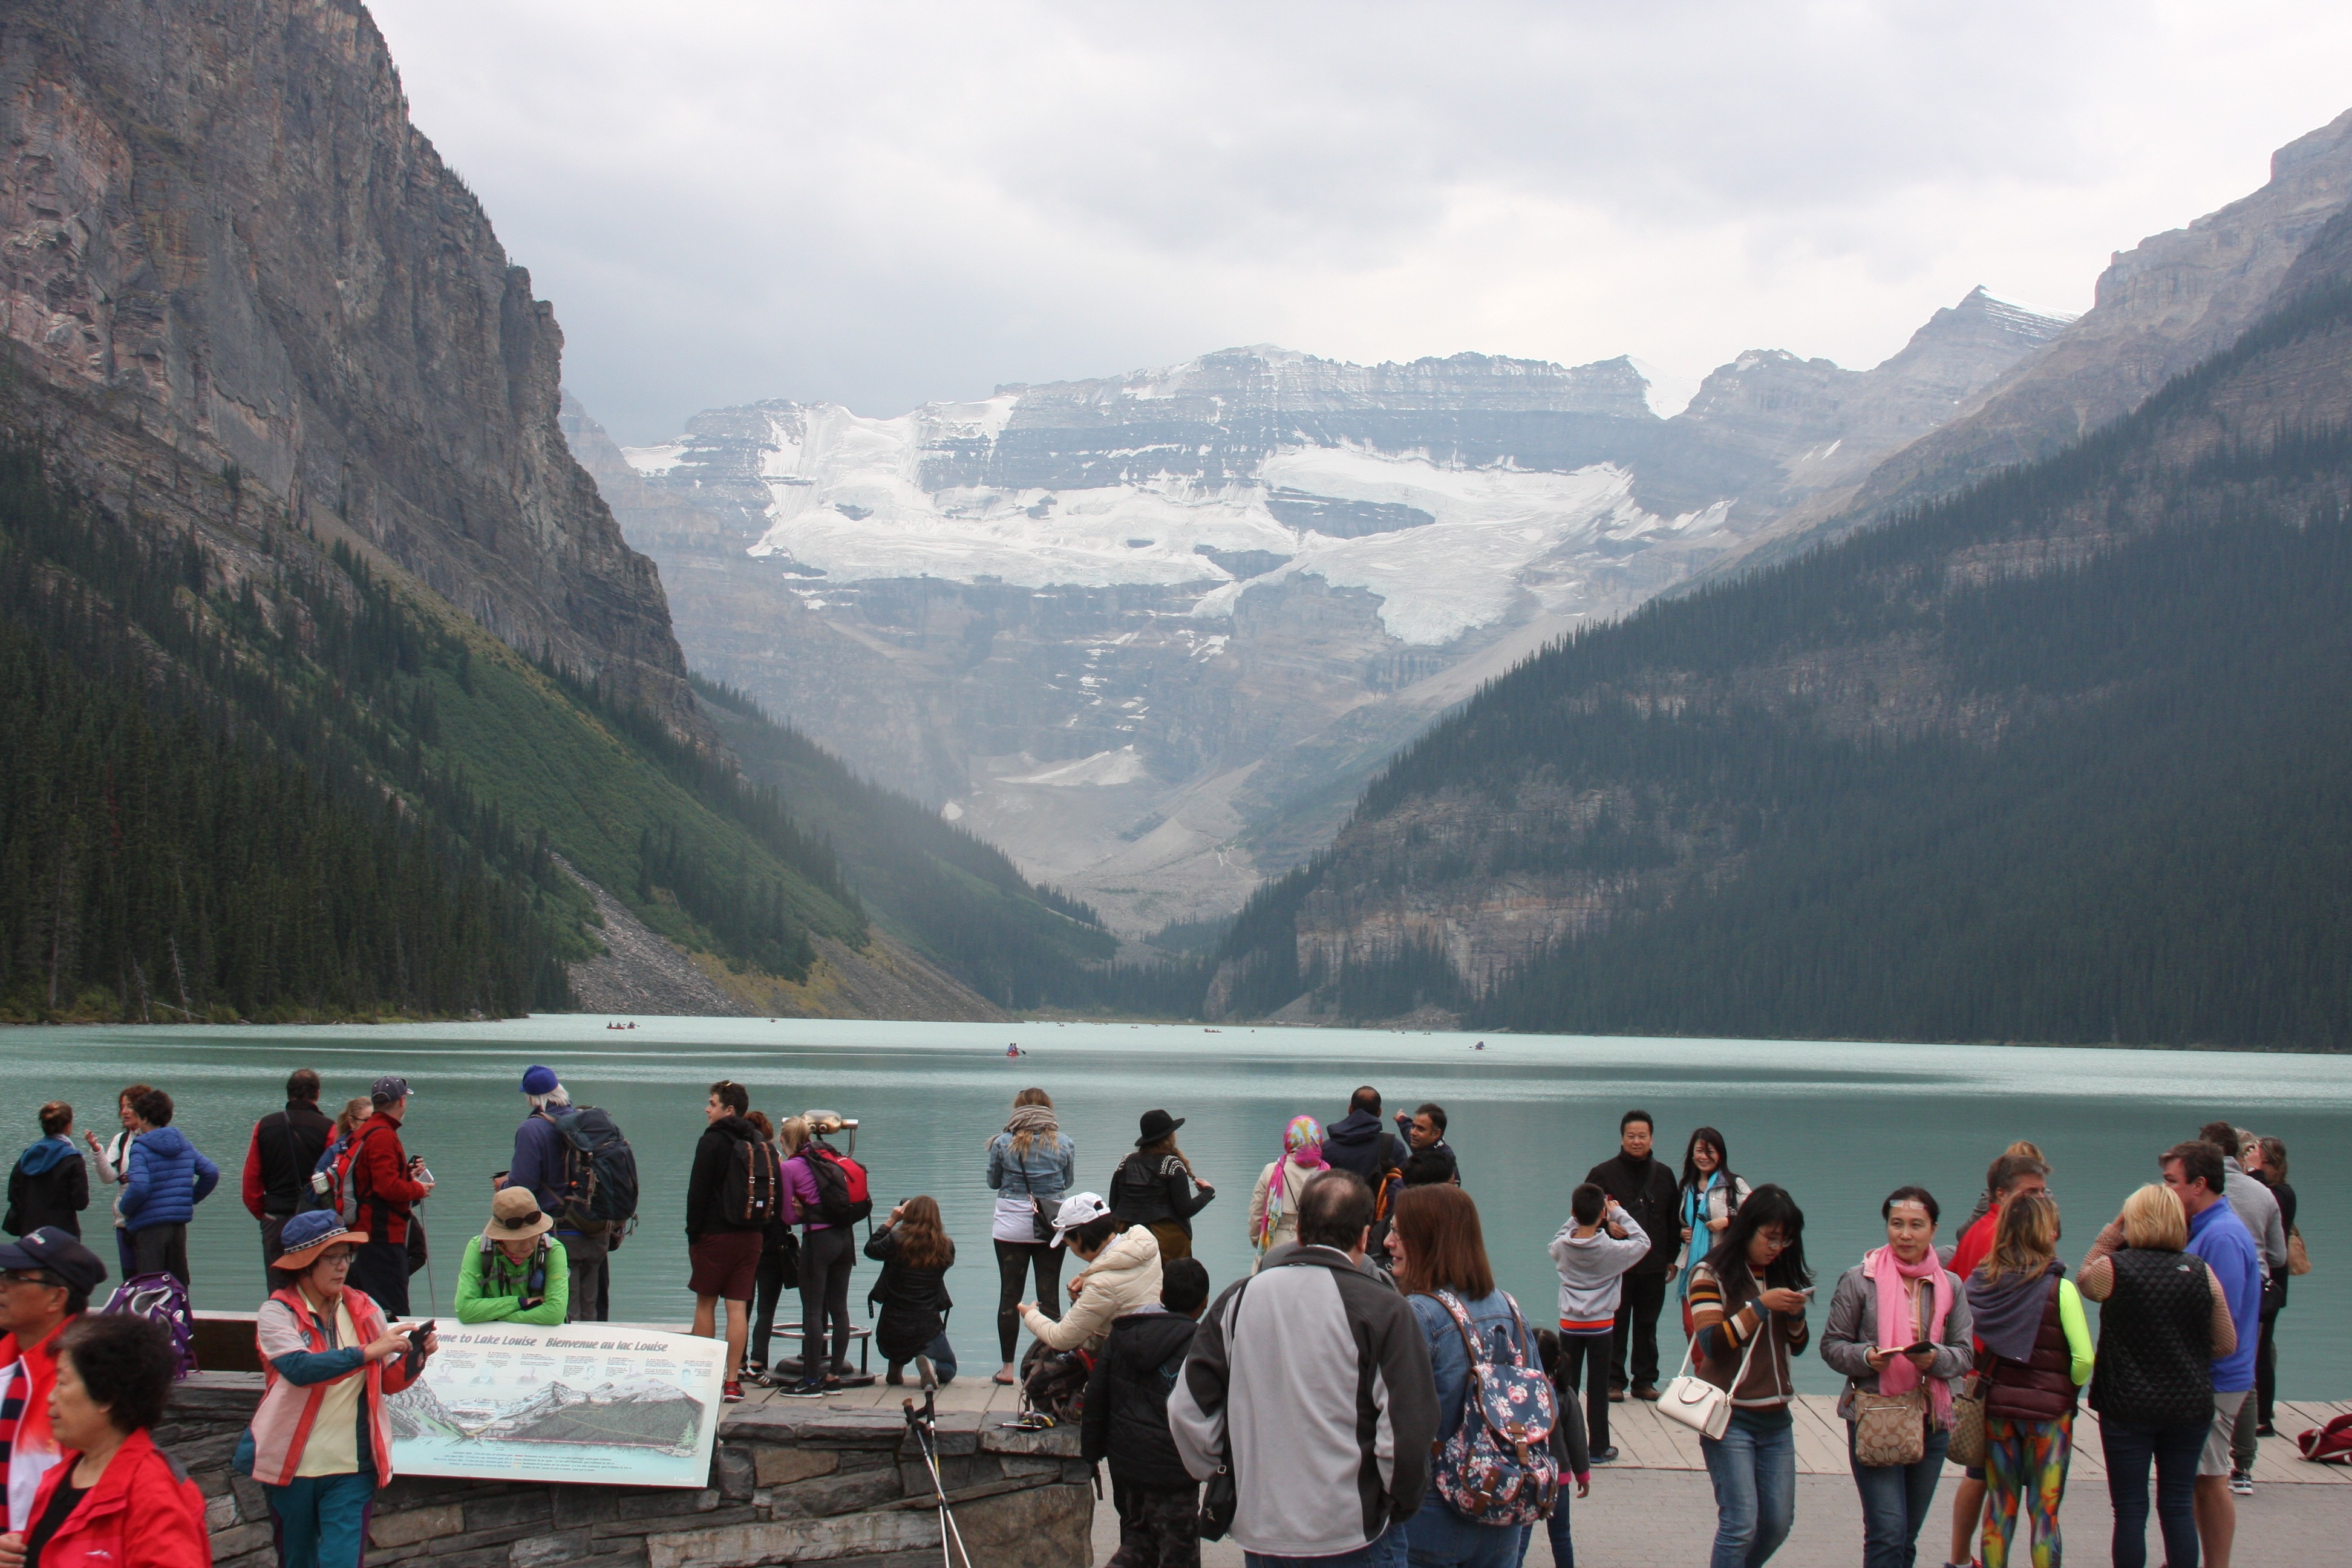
xmin=1655 ymin=1315 xmax=1763 ymax=1441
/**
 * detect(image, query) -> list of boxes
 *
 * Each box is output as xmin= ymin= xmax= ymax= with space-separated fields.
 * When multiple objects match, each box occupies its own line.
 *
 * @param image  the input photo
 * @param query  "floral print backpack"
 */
xmin=1429 ymin=1289 xmax=1559 ymax=1525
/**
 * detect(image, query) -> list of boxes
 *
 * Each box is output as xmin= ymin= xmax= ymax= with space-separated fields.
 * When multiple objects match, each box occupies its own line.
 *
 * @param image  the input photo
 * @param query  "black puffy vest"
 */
xmin=2088 ymin=1249 xmax=2214 ymax=1429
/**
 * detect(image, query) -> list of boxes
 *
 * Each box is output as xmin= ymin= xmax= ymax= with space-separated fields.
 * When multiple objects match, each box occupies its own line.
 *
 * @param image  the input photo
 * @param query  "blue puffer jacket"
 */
xmin=119 ymin=1126 xmax=221 ymax=1230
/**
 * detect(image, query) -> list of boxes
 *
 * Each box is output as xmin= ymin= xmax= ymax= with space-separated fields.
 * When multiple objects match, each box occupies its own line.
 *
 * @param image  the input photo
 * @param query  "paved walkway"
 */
xmin=747 ymin=1374 xmax=2350 ymax=1564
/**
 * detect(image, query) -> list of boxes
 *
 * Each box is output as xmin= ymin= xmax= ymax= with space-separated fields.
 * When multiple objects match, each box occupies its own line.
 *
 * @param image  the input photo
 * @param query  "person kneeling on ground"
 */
xmin=456 ymin=1188 xmax=569 ymax=1325
xmin=235 ymin=1212 xmax=439 ymax=1568
xmin=1083 ymin=1256 xmax=1212 ymax=1568
xmin=0 ymin=1313 xmax=209 ymax=1568
xmin=865 ymin=1195 xmax=957 ymax=1386
xmin=1019 ymin=1193 xmax=1164 ymax=1357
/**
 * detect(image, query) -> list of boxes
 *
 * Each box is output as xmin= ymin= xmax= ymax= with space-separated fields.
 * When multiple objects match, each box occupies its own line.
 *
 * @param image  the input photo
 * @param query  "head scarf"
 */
xmin=1004 ymin=1102 xmax=1059 ymax=1158
xmin=1865 ymin=1243 xmax=1955 ymax=1426
xmin=1255 ymin=1117 xmax=1328 ymax=1250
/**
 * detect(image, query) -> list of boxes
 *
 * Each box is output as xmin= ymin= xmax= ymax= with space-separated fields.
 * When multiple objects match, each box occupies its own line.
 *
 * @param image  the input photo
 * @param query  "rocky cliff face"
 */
xmin=1719 ymin=107 xmax=2352 ymax=574
xmin=0 ymin=0 xmax=696 ymax=730
xmin=581 ymin=310 xmax=2059 ymax=934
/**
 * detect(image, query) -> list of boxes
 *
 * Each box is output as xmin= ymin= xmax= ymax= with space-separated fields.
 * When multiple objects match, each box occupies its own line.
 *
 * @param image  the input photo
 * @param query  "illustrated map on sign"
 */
xmin=387 ymin=1324 xmax=725 ymax=1488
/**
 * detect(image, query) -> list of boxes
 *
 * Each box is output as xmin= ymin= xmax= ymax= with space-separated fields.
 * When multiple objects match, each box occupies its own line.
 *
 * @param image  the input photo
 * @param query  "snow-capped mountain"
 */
xmin=569 ymin=290 xmax=2065 ymax=933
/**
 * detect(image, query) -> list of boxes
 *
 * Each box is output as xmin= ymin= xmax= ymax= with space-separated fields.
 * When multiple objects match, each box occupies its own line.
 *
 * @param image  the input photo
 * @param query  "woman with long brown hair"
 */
xmin=986 ymin=1088 xmax=1074 ymax=1384
xmin=865 ymin=1194 xmax=958 ymax=1386
xmin=1386 ymin=1183 xmax=1555 ymax=1567
xmin=1964 ymin=1192 xmax=2092 ymax=1568
xmin=1108 ymin=1109 xmax=1215 ymax=1259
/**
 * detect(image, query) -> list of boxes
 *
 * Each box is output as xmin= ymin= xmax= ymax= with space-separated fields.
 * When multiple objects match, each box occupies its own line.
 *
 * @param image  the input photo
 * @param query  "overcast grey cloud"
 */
xmin=368 ymin=1 xmax=2352 ymax=442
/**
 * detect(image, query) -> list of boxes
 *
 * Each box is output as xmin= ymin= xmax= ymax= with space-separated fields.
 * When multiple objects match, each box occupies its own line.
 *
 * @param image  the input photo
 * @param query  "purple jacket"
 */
xmin=783 ymin=1150 xmax=828 ymax=1230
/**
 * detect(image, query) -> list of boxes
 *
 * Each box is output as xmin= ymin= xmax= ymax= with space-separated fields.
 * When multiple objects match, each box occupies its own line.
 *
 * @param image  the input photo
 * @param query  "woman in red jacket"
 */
xmin=0 ymin=1312 xmax=208 ymax=1568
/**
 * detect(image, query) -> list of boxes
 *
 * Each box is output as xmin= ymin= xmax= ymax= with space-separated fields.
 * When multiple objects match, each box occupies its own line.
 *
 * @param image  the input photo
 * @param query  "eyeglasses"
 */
xmin=0 ymin=1270 xmax=62 ymax=1289
xmin=1754 ymin=1233 xmax=1792 ymax=1252
xmin=314 ymin=1250 xmax=355 ymax=1268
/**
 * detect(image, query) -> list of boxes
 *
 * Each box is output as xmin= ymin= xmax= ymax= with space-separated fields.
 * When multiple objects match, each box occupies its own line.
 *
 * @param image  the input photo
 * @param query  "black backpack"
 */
xmin=723 ymin=1137 xmax=784 ymax=1227
xmin=550 ymin=1107 xmax=639 ymax=1226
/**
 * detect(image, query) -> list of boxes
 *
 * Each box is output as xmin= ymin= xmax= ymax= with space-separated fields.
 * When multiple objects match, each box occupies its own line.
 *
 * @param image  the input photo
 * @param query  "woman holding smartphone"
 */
xmin=1820 ymin=1187 xmax=1975 ymax=1568
xmin=1685 ymin=1185 xmax=1813 ymax=1568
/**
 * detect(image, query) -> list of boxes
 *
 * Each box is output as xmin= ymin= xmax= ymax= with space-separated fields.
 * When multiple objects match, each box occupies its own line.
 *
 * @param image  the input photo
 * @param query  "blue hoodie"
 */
xmin=120 ymin=1126 xmax=220 ymax=1230
xmin=16 ymin=1137 xmax=77 ymax=1177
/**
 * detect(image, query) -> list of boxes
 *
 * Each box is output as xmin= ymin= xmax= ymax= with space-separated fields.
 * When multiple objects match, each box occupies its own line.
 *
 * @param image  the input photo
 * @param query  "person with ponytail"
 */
xmin=1820 ymin=1187 xmax=1973 ymax=1568
xmin=1248 ymin=1116 xmax=1327 ymax=1267
xmin=1964 ymin=1192 xmax=2092 ymax=1568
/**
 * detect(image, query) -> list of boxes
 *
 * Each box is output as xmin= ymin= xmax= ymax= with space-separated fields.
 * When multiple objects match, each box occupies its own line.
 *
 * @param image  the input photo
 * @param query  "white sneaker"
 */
xmin=2228 ymin=1468 xmax=2253 ymax=1496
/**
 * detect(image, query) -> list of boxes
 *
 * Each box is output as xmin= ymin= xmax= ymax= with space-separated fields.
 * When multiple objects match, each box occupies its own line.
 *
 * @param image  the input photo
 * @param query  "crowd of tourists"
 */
xmin=0 ymin=1064 xmax=2312 ymax=1568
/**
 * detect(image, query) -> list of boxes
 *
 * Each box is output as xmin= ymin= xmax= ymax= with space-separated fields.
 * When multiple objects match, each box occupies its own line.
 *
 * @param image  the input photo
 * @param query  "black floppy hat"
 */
xmin=1135 ymin=1108 xmax=1184 ymax=1146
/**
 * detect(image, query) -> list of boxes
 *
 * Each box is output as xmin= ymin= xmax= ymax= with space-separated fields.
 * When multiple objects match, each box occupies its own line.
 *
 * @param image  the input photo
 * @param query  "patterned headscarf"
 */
xmin=1283 ymin=1115 xmax=1327 ymax=1166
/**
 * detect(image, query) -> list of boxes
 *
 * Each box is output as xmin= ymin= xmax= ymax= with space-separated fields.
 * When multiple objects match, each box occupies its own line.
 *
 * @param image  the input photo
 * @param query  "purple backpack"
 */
xmin=1428 ymin=1289 xmax=1558 ymax=1526
xmin=103 ymin=1272 xmax=199 ymax=1380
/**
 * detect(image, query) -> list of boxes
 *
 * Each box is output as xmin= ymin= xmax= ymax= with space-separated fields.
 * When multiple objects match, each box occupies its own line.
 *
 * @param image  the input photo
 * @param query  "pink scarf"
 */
xmin=1865 ymin=1244 xmax=1953 ymax=1426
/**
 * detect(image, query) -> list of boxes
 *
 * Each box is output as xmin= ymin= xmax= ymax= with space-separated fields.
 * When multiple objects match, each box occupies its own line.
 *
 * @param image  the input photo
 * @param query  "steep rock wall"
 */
xmin=0 ymin=0 xmax=697 ymax=730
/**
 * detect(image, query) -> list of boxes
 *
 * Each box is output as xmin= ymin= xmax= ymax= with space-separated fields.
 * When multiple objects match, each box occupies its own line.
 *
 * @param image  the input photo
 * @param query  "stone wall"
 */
xmin=155 ymin=1375 xmax=1093 ymax=1568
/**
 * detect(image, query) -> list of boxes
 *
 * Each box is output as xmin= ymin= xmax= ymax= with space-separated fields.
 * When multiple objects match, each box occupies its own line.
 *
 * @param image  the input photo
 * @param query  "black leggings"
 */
xmin=751 ymin=1246 xmax=794 ymax=1368
xmin=996 ymin=1238 xmax=1064 ymax=1364
xmin=799 ymin=1226 xmax=855 ymax=1377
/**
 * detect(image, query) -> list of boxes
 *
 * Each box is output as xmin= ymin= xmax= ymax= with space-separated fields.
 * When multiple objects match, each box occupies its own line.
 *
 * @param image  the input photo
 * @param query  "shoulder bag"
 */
xmin=1945 ymin=1354 xmax=1990 ymax=1468
xmin=1850 ymin=1385 xmax=1927 ymax=1467
xmin=1656 ymin=1306 xmax=1763 ymax=1441
xmin=2287 ymin=1224 xmax=2310 ymax=1277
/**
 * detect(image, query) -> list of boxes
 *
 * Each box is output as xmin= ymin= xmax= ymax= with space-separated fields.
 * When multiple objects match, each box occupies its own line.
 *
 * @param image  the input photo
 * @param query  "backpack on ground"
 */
xmin=102 ymin=1272 xmax=198 ymax=1380
xmin=722 ymin=1136 xmax=783 ymax=1227
xmin=550 ymin=1106 xmax=639 ymax=1227
xmin=803 ymin=1142 xmax=873 ymax=1226
xmin=1428 ymin=1289 xmax=1558 ymax=1526
xmin=2299 ymin=1411 xmax=2352 ymax=1464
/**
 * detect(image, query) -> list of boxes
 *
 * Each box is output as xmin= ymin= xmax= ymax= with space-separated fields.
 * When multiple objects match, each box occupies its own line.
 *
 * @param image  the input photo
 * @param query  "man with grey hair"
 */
xmin=506 ymin=1065 xmax=609 ymax=1320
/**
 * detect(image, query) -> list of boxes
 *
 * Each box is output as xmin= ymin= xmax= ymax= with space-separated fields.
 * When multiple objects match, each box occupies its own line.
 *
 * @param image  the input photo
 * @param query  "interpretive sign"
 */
xmin=386 ymin=1322 xmax=725 ymax=1488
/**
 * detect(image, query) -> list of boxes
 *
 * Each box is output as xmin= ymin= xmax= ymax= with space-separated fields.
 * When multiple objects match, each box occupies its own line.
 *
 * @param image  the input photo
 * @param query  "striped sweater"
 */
xmin=1687 ymin=1261 xmax=1809 ymax=1407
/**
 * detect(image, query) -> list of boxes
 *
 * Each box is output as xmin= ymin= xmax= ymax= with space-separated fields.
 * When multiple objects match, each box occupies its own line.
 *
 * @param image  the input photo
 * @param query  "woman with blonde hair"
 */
xmin=1248 ymin=1116 xmax=1327 ymax=1265
xmin=1963 ymin=1194 xmax=2091 ymax=1568
xmin=2076 ymin=1184 xmax=2233 ymax=1568
xmin=986 ymin=1088 xmax=1074 ymax=1384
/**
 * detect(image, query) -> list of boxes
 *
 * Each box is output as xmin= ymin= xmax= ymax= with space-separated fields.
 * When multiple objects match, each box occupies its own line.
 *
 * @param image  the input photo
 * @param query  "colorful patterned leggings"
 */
xmin=1981 ymin=1414 xmax=2072 ymax=1568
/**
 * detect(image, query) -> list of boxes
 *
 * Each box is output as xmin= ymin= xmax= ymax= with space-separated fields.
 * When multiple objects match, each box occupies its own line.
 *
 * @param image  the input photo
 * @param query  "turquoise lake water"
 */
xmin=4 ymin=1018 xmax=2344 ymax=1395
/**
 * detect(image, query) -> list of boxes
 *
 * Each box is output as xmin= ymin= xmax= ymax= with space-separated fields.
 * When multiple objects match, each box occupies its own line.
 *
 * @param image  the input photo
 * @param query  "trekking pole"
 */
xmin=901 ymin=1362 xmax=972 ymax=1568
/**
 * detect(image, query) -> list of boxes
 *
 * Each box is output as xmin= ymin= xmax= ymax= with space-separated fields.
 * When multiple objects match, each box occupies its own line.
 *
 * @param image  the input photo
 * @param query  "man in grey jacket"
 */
xmin=1170 ymin=1169 xmax=1436 ymax=1567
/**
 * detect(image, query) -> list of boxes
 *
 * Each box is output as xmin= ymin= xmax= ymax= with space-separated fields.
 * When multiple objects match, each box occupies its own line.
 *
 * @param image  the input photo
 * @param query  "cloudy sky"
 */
xmin=370 ymin=1 xmax=2352 ymax=444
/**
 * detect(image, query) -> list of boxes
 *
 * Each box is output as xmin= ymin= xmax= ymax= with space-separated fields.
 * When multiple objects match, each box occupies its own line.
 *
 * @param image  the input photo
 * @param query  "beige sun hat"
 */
xmin=484 ymin=1186 xmax=555 ymax=1243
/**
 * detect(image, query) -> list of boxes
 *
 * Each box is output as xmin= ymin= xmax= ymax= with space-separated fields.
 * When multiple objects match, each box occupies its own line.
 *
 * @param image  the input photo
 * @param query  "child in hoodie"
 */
xmin=1083 ymin=1257 xmax=1211 ymax=1568
xmin=1548 ymin=1182 xmax=1648 ymax=1462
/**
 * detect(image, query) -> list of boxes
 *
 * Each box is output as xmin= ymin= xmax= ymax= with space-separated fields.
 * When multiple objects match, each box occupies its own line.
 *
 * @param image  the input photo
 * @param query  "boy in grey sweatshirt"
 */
xmin=1548 ymin=1183 xmax=1649 ymax=1459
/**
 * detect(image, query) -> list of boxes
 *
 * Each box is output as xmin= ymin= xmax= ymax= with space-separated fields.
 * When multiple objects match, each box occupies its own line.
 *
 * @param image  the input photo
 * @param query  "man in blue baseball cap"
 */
xmin=0 ymin=1227 xmax=106 ymax=1531
xmin=500 ymin=1066 xmax=610 ymax=1321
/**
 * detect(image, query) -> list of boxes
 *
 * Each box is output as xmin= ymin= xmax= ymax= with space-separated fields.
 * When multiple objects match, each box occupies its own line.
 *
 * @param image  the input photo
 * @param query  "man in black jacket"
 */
xmin=1584 ymin=1108 xmax=1681 ymax=1402
xmin=241 ymin=1069 xmax=333 ymax=1290
xmin=1319 ymin=1088 xmax=1404 ymax=1254
xmin=1083 ymin=1256 xmax=1211 ymax=1568
xmin=685 ymin=1080 xmax=765 ymax=1403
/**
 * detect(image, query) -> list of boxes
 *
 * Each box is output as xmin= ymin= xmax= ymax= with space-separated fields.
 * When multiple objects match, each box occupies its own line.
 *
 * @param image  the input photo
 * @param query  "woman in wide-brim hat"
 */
xmin=1107 ymin=1108 xmax=1214 ymax=1260
xmin=234 ymin=1210 xmax=436 ymax=1568
xmin=456 ymin=1186 xmax=569 ymax=1327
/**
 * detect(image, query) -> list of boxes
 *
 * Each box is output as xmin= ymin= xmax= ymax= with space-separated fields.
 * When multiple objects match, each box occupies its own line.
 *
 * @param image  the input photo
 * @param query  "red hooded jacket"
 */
xmin=347 ymin=1112 xmax=427 ymax=1244
xmin=21 ymin=1428 xmax=210 ymax=1568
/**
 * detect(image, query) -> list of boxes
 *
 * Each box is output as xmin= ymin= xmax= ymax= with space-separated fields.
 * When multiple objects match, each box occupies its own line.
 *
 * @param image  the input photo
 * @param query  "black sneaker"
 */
xmin=1591 ymin=1446 xmax=1620 ymax=1463
xmin=783 ymin=1377 xmax=828 ymax=1398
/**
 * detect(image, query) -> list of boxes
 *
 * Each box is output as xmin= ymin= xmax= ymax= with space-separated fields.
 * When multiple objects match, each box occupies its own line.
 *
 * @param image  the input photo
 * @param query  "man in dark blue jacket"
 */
xmin=505 ymin=1065 xmax=608 ymax=1321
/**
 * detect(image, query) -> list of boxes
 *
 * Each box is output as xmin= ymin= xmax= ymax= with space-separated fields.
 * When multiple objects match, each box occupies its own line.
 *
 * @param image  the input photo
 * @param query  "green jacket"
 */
xmin=455 ymin=1233 xmax=570 ymax=1325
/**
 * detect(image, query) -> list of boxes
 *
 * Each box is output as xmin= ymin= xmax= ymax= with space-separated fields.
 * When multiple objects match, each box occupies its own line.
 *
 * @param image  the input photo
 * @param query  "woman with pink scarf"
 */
xmin=1246 ymin=1116 xmax=1327 ymax=1267
xmin=1820 ymin=1186 xmax=1976 ymax=1568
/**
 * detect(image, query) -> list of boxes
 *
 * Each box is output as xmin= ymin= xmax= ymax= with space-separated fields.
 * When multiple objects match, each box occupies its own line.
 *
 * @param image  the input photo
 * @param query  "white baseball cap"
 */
xmin=1050 ymin=1192 xmax=1111 ymax=1247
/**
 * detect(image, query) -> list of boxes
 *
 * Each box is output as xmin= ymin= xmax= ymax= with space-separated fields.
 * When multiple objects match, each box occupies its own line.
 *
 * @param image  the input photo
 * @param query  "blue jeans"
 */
xmin=1848 ymin=1420 xmax=1950 ymax=1568
xmin=1403 ymin=1495 xmax=1522 ymax=1568
xmin=2099 ymin=1415 xmax=2206 ymax=1568
xmin=1700 ymin=1406 xmax=1796 ymax=1568
xmin=264 ymin=1470 xmax=377 ymax=1568
xmin=1514 ymin=1488 xmax=1573 ymax=1568
xmin=1248 ymin=1524 xmax=1409 ymax=1568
